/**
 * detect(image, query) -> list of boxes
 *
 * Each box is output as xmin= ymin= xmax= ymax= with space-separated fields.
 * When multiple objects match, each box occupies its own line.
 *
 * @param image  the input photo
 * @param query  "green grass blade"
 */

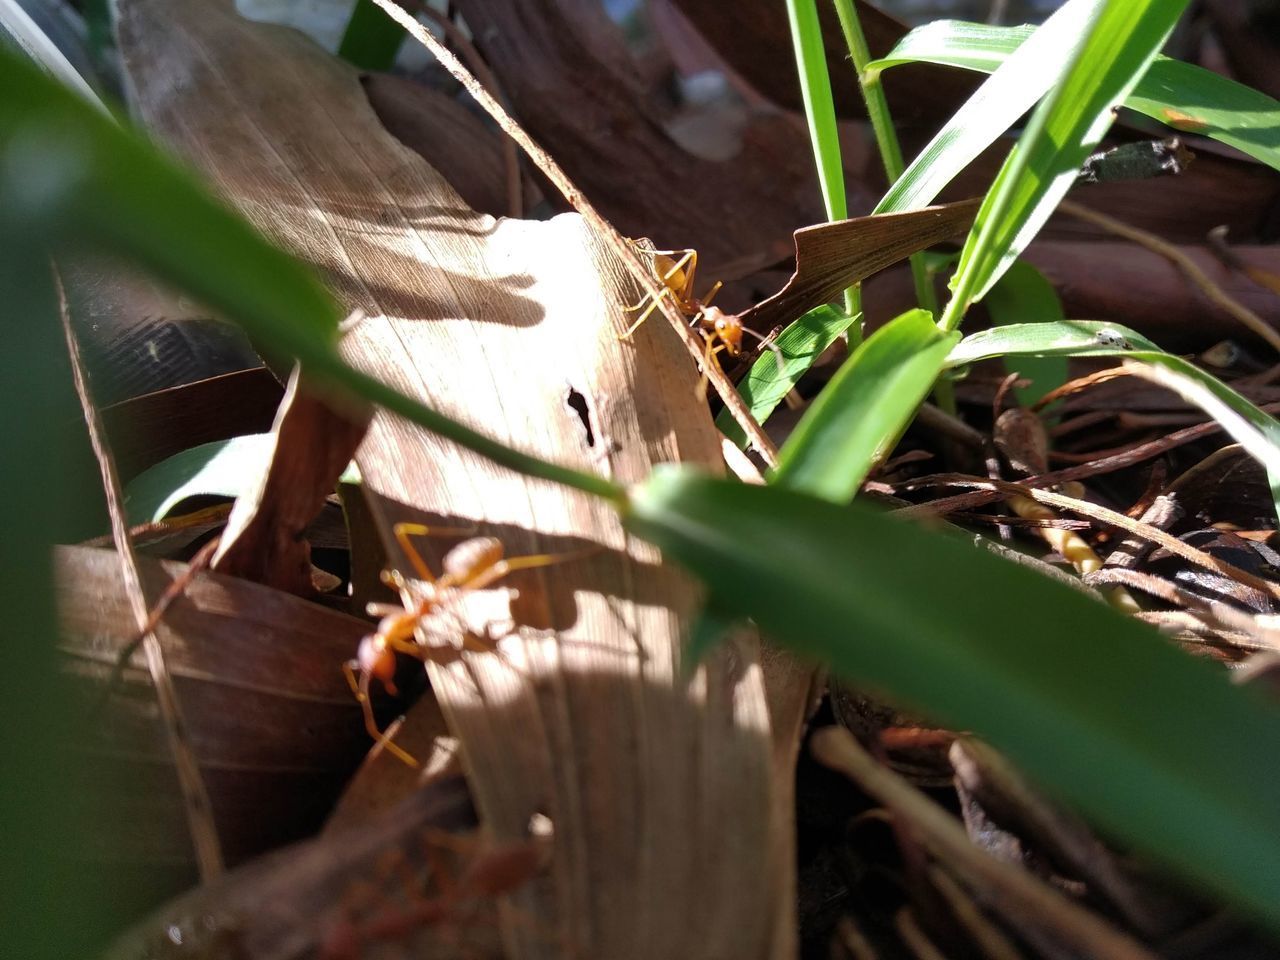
xmin=831 ymin=0 xmax=937 ymax=321
xmin=714 ymin=304 xmax=855 ymax=448
xmin=948 ymin=320 xmax=1280 ymax=517
xmin=942 ymin=0 xmax=1190 ymax=328
xmin=869 ymin=18 xmax=1033 ymax=74
xmin=338 ymin=0 xmax=407 ymax=70
xmin=772 ymin=309 xmax=958 ymax=501
xmin=0 ymin=45 xmax=622 ymax=504
xmin=872 ymin=0 xmax=1104 ymax=216
xmin=785 ymin=0 xmax=858 ymax=323
xmin=0 ymin=243 xmax=111 ymax=959
xmin=947 ymin=318 xmax=1162 ymax=363
xmin=982 ymin=260 xmax=1069 ymax=407
xmin=124 ymin=435 xmax=274 ymax=523
xmin=626 ymin=465 xmax=1280 ymax=929
xmin=125 ymin=435 xmax=362 ymax=523
xmin=872 ymin=20 xmax=1280 ymax=173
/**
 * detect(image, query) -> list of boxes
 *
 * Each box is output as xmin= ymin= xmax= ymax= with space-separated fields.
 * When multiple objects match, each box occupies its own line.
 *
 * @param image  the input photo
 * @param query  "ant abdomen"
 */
xmin=442 ymin=536 xmax=504 ymax=585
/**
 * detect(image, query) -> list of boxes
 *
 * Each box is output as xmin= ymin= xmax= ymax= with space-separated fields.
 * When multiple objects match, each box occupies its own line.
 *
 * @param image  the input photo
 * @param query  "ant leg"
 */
xmin=695 ymin=338 xmax=725 ymax=402
xmin=619 ymin=248 xmax=698 ymax=339
xmin=344 ymin=660 xmax=419 ymax=768
xmin=460 ymin=546 xmax=597 ymax=593
xmin=742 ymin=326 xmax=787 ymax=377
xmin=618 ymin=286 xmax=670 ymax=340
xmin=699 ymin=279 xmax=724 ymax=308
xmin=392 ymin=522 xmax=478 ymax=584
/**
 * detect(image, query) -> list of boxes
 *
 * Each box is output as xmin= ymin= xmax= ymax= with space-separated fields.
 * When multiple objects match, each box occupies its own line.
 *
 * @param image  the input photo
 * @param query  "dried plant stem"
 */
xmin=367 ymin=0 xmax=780 ymax=464
xmin=54 ymin=264 xmax=224 ymax=879
xmin=1058 ymin=199 xmax=1280 ymax=354
xmin=905 ymin=399 xmax=1280 ymax=517
xmin=401 ymin=0 xmax=522 ymax=217
xmin=901 ymin=474 xmax=1280 ymax=603
xmin=811 ymin=727 xmax=1158 ymax=960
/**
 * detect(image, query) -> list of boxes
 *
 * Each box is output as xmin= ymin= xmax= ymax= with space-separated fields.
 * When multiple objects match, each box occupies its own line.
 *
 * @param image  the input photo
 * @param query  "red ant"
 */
xmin=620 ymin=244 xmax=784 ymax=398
xmin=320 ymin=828 xmax=550 ymax=959
xmin=346 ymin=523 xmax=582 ymax=767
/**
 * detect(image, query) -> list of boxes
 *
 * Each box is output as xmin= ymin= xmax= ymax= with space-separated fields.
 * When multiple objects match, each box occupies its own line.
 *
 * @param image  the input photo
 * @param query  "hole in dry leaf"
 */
xmin=565 ymin=386 xmax=595 ymax=448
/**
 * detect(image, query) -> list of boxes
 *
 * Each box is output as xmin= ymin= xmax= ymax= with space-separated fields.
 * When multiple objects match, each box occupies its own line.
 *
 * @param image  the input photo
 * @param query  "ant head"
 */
xmin=357 ymin=634 xmax=398 ymax=683
xmin=705 ymin=306 xmax=742 ymax=354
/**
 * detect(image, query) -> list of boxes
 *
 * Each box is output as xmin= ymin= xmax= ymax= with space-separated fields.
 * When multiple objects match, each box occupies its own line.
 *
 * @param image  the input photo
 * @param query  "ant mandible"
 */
xmin=345 ymin=522 xmax=576 ymax=767
xmin=620 ymin=243 xmax=783 ymax=398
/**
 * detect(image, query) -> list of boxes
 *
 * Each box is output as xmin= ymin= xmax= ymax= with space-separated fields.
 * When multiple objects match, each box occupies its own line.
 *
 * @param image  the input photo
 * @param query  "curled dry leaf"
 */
xmin=737 ymin=198 xmax=981 ymax=334
xmin=56 ymin=545 xmax=371 ymax=908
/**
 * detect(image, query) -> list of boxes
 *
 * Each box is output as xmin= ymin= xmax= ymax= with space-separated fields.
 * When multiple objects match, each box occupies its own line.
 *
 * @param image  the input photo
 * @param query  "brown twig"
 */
xmin=1086 ymin=568 xmax=1280 ymax=652
xmin=55 ymin=264 xmax=224 ymax=879
xmin=1031 ymin=366 xmax=1133 ymax=411
xmin=400 ymin=0 xmax=522 ymax=218
xmin=899 ymin=401 xmax=1280 ymax=518
xmin=928 ymin=866 xmax=1027 ymax=960
xmin=900 ymin=474 xmax=1280 ymax=603
xmin=1058 ymin=199 xmax=1280 ymax=354
xmin=367 ymin=0 xmax=780 ymax=463
xmin=91 ymin=535 xmax=222 ymax=715
xmin=811 ymin=727 xmax=1158 ymax=960
xmin=894 ymin=908 xmax=949 ymax=960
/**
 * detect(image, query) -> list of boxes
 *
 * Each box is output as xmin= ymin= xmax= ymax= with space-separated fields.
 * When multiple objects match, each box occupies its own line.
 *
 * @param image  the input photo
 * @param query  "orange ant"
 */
xmin=620 ymin=243 xmax=784 ymax=398
xmin=346 ymin=523 xmax=580 ymax=767
xmin=320 ymin=827 xmax=550 ymax=960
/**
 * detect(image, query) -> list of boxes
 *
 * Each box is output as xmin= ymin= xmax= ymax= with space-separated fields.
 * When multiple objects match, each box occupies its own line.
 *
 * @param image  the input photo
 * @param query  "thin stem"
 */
xmin=785 ymin=0 xmax=862 ymax=339
xmin=832 ymin=0 xmax=948 ymax=405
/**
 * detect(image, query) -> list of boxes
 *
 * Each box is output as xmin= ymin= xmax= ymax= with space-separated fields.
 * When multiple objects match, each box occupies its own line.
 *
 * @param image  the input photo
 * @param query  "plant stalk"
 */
xmin=785 ymin=0 xmax=862 ymax=339
xmin=831 ymin=0 xmax=937 ymax=318
xmin=832 ymin=0 xmax=950 ymax=408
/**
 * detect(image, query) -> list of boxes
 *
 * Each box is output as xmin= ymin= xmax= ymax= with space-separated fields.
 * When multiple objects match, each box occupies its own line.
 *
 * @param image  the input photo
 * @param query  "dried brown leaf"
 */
xmin=117 ymin=2 xmax=803 ymax=957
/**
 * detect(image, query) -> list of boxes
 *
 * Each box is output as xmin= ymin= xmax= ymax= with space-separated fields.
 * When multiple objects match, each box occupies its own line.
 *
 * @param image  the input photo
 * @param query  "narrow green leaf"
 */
xmin=872 ymin=19 xmax=1280 ymax=173
xmin=714 ymin=304 xmax=855 ymax=448
xmin=124 ymin=435 xmax=273 ymax=523
xmin=1125 ymin=58 xmax=1280 ymax=170
xmin=868 ymin=18 xmax=1032 ymax=74
xmin=982 ymin=261 xmax=1069 ymax=407
xmin=626 ymin=465 xmax=1280 ymax=928
xmin=0 ymin=241 xmax=109 ymax=958
xmin=946 ymin=318 xmax=1160 ymax=364
xmin=872 ymin=0 xmax=1105 ymax=215
xmin=943 ymin=0 xmax=1190 ymax=326
xmin=772 ymin=309 xmax=959 ymax=501
xmin=784 ymin=0 xmax=847 ymax=224
xmin=123 ymin=435 xmax=363 ymax=523
xmin=339 ymin=0 xmax=407 ymax=71
xmin=785 ymin=0 xmax=858 ymax=321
